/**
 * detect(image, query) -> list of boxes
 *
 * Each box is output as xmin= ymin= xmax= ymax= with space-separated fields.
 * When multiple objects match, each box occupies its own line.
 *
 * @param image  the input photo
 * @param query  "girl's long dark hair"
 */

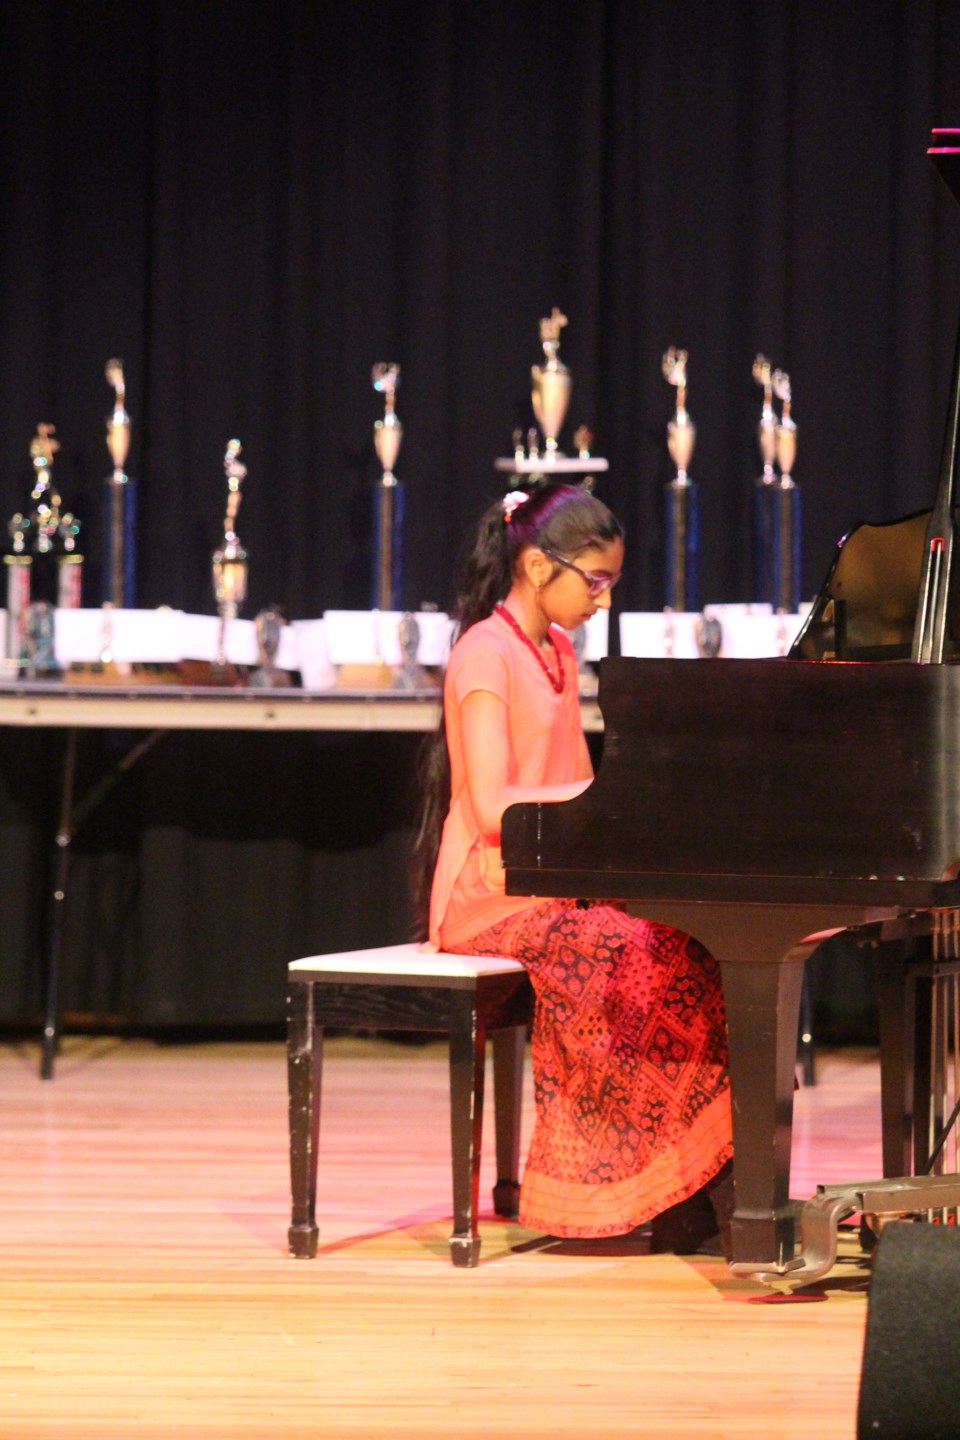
xmin=411 ymin=482 xmax=623 ymax=937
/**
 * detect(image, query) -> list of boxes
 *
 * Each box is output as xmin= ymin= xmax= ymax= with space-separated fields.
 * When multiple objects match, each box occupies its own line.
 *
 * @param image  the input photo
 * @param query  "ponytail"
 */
xmin=451 ymin=501 xmax=514 ymax=640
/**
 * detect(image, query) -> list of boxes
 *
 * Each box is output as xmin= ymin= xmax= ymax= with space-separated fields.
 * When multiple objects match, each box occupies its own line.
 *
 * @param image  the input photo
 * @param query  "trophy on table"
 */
xmin=752 ymin=354 xmax=778 ymax=607
xmin=662 ymin=347 xmax=700 ymax=612
xmin=752 ymin=355 xmax=802 ymax=612
xmin=395 ymin=611 xmax=427 ymax=690
xmin=250 ymin=606 xmax=290 ymax=688
xmin=4 ymin=423 xmax=83 ymax=667
xmin=371 ymin=362 xmax=404 ymax=612
xmin=771 ymin=368 xmax=802 ymax=612
xmin=4 ymin=517 xmax=32 ymax=667
xmin=24 ymin=601 xmax=57 ymax=677
xmin=103 ymin=359 xmax=137 ymax=607
xmin=531 ymin=307 xmax=571 ymax=459
xmin=211 ymin=439 xmax=249 ymax=673
xmin=495 ymin=311 xmax=609 ymax=486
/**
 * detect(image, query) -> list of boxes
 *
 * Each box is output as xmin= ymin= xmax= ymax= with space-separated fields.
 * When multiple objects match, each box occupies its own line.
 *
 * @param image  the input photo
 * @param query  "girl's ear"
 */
xmin=520 ymin=546 xmax=554 ymax=590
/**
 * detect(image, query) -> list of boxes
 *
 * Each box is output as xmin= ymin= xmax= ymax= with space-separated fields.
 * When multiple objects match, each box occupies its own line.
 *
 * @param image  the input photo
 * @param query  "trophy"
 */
xmin=5 ymin=498 xmax=32 ymax=667
xmin=24 ymin=600 xmax=58 ymax=677
xmin=371 ymin=362 xmax=405 ymax=611
xmin=752 ymin=357 xmax=803 ymax=612
xmin=4 ymin=424 xmax=82 ymax=666
xmin=395 ymin=611 xmax=427 ymax=690
xmin=495 ymin=314 xmax=609 ymax=484
xmin=662 ymin=348 xmax=700 ymax=612
xmin=753 ymin=354 xmax=778 ymax=484
xmin=771 ymin=368 xmax=802 ymax=612
xmin=752 ymin=354 xmax=778 ymax=606
xmin=103 ymin=359 xmax=137 ymax=607
xmin=30 ymin=425 xmax=82 ymax=602
xmin=211 ymin=439 xmax=249 ymax=671
xmin=695 ymin=610 xmax=723 ymax=658
xmin=250 ymin=606 xmax=290 ymax=688
xmin=531 ymin=307 xmax=571 ymax=458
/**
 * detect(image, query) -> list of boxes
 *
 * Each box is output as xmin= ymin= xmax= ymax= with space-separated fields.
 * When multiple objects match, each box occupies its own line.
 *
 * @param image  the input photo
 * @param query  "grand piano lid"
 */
xmin=789 ymin=507 xmax=960 ymax=661
xmin=792 ymin=129 xmax=960 ymax=665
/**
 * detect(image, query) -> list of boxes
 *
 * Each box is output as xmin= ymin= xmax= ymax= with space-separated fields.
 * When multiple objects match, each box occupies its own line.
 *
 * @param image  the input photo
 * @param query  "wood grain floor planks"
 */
xmin=0 ymin=1037 xmax=884 ymax=1438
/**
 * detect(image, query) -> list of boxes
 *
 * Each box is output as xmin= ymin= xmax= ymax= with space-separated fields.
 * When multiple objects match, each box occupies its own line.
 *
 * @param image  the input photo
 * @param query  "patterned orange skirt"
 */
xmin=457 ymin=900 xmax=733 ymax=1237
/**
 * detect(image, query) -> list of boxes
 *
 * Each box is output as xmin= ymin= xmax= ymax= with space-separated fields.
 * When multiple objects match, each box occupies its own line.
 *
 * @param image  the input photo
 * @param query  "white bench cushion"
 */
xmin=288 ymin=941 xmax=525 ymax=983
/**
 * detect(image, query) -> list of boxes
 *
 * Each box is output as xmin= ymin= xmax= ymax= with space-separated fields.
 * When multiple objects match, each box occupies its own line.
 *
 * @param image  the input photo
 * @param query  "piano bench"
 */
xmin=286 ymin=943 xmax=534 ymax=1268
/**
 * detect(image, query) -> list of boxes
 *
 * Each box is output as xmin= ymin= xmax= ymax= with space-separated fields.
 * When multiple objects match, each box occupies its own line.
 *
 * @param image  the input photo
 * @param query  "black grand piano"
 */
xmin=502 ymin=132 xmax=960 ymax=1282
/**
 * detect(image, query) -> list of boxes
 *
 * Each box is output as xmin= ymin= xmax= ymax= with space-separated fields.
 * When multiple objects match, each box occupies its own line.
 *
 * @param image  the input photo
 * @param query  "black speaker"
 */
xmin=857 ymin=1221 xmax=960 ymax=1439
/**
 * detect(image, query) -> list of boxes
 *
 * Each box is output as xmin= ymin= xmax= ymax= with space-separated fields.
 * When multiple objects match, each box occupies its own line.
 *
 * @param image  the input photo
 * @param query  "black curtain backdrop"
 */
xmin=2 ymin=0 xmax=960 ymax=1032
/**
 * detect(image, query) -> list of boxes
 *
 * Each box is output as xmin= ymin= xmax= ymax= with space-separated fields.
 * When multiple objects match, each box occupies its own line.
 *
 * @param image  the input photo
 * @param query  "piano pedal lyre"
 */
xmin=920 ymin=912 xmax=960 ymax=1225
xmin=752 ymin=917 xmax=960 ymax=1289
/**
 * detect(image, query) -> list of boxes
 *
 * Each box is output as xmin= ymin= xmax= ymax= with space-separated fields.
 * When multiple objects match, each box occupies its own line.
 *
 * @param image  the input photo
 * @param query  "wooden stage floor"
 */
xmin=0 ymin=1036 xmax=885 ymax=1439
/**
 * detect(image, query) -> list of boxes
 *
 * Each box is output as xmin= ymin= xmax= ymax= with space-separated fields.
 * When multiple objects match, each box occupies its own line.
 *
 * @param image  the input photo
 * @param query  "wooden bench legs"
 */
xmin=287 ymin=980 xmax=322 ymax=1259
xmin=287 ymin=967 xmax=532 ymax=1267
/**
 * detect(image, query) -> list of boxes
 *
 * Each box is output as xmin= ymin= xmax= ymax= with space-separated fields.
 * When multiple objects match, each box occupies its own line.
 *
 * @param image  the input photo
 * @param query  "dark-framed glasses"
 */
xmin=543 ymin=549 xmax=622 ymax=597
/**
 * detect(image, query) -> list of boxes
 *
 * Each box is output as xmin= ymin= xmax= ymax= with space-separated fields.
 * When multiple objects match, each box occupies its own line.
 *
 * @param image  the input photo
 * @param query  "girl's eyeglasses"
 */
xmin=544 ymin=550 xmax=622 ymax=597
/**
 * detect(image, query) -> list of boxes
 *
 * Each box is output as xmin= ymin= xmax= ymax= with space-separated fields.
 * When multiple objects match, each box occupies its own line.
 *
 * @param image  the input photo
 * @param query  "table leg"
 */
xmin=39 ymin=725 xmax=165 ymax=1080
xmin=40 ymin=728 xmax=78 ymax=1080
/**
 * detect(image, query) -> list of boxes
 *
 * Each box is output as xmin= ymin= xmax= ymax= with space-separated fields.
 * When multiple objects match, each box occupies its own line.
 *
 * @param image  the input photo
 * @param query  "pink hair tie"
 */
xmin=502 ymin=490 xmax=530 ymax=523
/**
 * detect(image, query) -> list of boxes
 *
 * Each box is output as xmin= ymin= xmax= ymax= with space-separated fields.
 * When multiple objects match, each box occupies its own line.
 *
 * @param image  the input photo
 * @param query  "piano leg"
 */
xmin=876 ymin=935 xmax=920 ymax=1178
xmin=719 ymin=954 xmax=805 ymax=1271
xmin=639 ymin=902 xmax=869 ymax=1276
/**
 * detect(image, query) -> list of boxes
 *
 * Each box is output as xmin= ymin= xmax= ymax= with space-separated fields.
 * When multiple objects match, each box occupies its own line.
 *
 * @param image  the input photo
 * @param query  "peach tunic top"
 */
xmin=428 ymin=611 xmax=587 ymax=950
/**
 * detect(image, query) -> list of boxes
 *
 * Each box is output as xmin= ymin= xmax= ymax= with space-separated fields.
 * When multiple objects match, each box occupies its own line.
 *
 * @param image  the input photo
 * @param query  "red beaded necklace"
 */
xmin=494 ymin=603 xmax=565 ymax=694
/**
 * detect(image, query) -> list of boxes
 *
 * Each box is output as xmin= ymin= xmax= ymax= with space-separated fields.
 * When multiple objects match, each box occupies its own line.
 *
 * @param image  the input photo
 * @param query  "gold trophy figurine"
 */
xmin=211 ymin=439 xmax=249 ymax=672
xmin=531 ymin=307 xmax=571 ymax=457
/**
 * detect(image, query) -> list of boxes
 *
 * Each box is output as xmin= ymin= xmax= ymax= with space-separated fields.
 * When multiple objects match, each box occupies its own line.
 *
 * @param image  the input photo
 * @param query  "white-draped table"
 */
xmin=0 ymin=680 xmax=603 ymax=1077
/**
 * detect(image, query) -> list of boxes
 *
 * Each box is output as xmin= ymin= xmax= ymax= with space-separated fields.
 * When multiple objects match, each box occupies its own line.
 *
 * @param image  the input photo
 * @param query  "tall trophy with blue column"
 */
xmin=752 ymin=353 xmax=778 ymax=607
xmin=103 ymin=358 xmax=137 ymax=607
xmin=371 ymin=362 xmax=404 ymax=611
xmin=771 ymin=368 xmax=802 ymax=612
xmin=662 ymin=347 xmax=699 ymax=612
xmin=752 ymin=355 xmax=802 ymax=612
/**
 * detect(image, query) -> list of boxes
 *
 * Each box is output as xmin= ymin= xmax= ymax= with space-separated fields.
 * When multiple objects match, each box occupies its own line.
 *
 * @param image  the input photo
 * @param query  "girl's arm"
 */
xmin=460 ymin=689 xmax=592 ymax=843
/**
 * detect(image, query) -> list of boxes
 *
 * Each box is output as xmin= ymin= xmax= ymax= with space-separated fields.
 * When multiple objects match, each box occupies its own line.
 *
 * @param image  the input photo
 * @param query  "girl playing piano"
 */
xmin=415 ymin=481 xmax=733 ymax=1253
